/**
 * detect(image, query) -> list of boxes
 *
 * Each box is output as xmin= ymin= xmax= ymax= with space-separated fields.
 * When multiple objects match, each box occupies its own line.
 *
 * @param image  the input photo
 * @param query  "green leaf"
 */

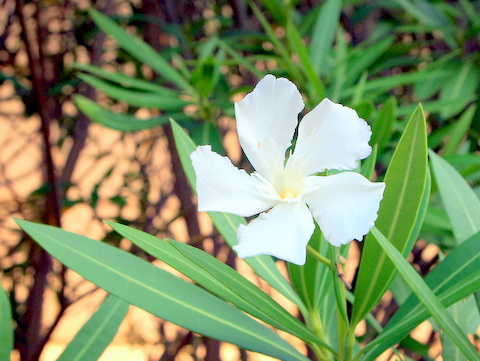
xmin=88 ymin=8 xmax=191 ymax=91
xmin=0 ymin=285 xmax=12 ymax=361
xmin=73 ymin=62 xmax=179 ymax=95
xmin=56 ymin=294 xmax=129 ymax=361
xmin=15 ymin=219 xmax=309 ymax=361
xmin=442 ymin=105 xmax=476 ymax=156
xmin=360 ymin=145 xmax=378 ymax=180
xmin=77 ymin=74 xmax=189 ymax=110
xmin=285 ymin=19 xmax=325 ymax=102
xmin=343 ymin=37 xmax=394 ymax=87
xmin=371 ymin=97 xmax=397 ymax=152
xmin=257 ymin=0 xmax=287 ymax=25
xmin=170 ymin=119 xmax=306 ymax=311
xmin=429 ymin=149 xmax=480 ymax=243
xmin=106 ymin=222 xmax=329 ymax=350
xmin=74 ymin=95 xmax=186 ymax=131
xmin=309 ymin=0 xmax=341 ymax=76
xmin=361 ymin=230 xmax=480 ymax=360
xmin=249 ymin=3 xmax=303 ymax=83
xmin=438 ymin=61 xmax=480 ymax=118
xmin=352 ymin=105 xmax=428 ymax=327
xmin=367 ymin=227 xmax=480 ymax=361
xmin=441 ymin=302 xmax=469 ymax=361
xmin=341 ymin=70 xmax=450 ymax=100
xmin=288 ymin=226 xmax=332 ymax=312
xmin=352 ymin=100 xmax=374 ymax=120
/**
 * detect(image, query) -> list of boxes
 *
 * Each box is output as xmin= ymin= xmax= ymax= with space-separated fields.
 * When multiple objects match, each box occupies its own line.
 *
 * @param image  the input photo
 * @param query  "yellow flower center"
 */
xmin=280 ymin=189 xmax=299 ymax=200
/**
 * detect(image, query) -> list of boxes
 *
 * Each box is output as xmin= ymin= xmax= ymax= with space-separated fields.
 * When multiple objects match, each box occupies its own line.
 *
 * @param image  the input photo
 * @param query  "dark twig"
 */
xmin=14 ymin=1 xmax=61 ymax=359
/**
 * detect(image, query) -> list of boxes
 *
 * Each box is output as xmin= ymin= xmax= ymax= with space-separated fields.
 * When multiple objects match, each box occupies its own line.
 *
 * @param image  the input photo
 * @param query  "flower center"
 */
xmin=280 ymin=189 xmax=300 ymax=200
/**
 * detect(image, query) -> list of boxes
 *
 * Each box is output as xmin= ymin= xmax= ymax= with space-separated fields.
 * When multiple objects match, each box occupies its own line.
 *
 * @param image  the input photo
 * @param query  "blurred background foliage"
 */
xmin=0 ymin=0 xmax=479 ymax=360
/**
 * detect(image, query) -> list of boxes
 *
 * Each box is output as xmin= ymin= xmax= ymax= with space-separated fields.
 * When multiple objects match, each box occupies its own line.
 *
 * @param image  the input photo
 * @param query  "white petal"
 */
xmin=303 ymin=172 xmax=385 ymax=247
xmin=191 ymin=146 xmax=280 ymax=217
xmin=233 ymin=201 xmax=314 ymax=265
xmin=235 ymin=74 xmax=304 ymax=180
xmin=287 ymin=98 xmax=372 ymax=177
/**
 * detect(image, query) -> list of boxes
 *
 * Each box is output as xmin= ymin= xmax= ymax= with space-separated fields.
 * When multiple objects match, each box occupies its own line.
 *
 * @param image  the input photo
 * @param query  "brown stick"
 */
xmin=14 ymin=1 xmax=60 ymax=359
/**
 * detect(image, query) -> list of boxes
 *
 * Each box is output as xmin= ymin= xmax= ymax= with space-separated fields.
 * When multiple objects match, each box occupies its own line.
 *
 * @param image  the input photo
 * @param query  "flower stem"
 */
xmin=307 ymin=311 xmax=333 ymax=361
xmin=328 ymin=245 xmax=349 ymax=360
xmin=306 ymin=245 xmax=332 ymax=267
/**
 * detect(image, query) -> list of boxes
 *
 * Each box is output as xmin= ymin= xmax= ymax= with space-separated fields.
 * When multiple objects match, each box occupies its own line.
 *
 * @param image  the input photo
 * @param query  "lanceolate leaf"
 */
xmin=361 ymin=230 xmax=480 ymax=360
xmin=371 ymin=96 xmax=397 ymax=152
xmin=352 ymin=105 xmax=428 ymax=327
xmin=73 ymin=62 xmax=179 ymax=95
xmin=88 ymin=8 xmax=191 ymax=91
xmin=15 ymin=219 xmax=309 ymax=361
xmin=429 ymin=149 xmax=480 ymax=243
xmin=309 ymin=0 xmax=341 ymax=77
xmin=366 ymin=227 xmax=480 ymax=361
xmin=429 ymin=131 xmax=480 ymax=360
xmin=442 ymin=105 xmax=476 ymax=157
xmin=106 ymin=222 xmax=329 ymax=350
xmin=56 ymin=295 xmax=129 ymax=361
xmin=77 ymin=74 xmax=189 ymax=110
xmin=74 ymin=95 xmax=186 ymax=131
xmin=170 ymin=119 xmax=306 ymax=311
xmin=0 ymin=285 xmax=13 ymax=361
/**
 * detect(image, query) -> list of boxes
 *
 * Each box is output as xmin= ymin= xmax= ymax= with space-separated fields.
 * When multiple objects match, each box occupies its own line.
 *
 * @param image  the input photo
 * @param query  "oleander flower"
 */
xmin=191 ymin=75 xmax=385 ymax=265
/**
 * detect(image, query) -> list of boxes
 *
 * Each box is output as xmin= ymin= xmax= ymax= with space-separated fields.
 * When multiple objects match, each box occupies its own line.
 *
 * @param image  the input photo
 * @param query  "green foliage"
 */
xmin=368 ymin=227 xmax=480 ymax=361
xmin=15 ymin=219 xmax=309 ymax=361
xmin=0 ymin=286 xmax=13 ymax=361
xmin=56 ymin=295 xmax=129 ymax=361
xmin=9 ymin=1 xmax=480 ymax=360
xmin=352 ymin=105 xmax=428 ymax=327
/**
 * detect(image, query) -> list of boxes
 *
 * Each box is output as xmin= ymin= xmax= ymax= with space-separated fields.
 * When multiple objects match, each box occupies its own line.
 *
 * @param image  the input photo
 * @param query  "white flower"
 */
xmin=191 ymin=75 xmax=385 ymax=265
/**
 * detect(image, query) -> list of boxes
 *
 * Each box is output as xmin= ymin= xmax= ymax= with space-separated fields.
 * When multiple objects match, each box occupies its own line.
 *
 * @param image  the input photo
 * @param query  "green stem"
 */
xmin=328 ymin=245 xmax=349 ymax=360
xmin=345 ymin=328 xmax=357 ymax=361
xmin=306 ymin=311 xmax=333 ymax=361
xmin=306 ymin=245 xmax=332 ymax=267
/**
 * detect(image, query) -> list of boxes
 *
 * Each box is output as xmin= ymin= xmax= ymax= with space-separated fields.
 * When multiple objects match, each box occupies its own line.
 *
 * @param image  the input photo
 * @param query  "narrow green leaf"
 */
xmin=288 ymin=226 xmax=332 ymax=312
xmin=441 ymin=302 xmax=469 ymax=361
xmin=361 ymin=230 xmax=480 ymax=360
xmin=368 ymin=227 xmax=480 ymax=361
xmin=249 ymin=2 xmax=302 ymax=82
xmin=0 ymin=286 xmax=13 ymax=361
xmin=344 ymin=37 xmax=394 ymax=87
xmin=371 ymin=97 xmax=397 ymax=152
xmin=106 ymin=222 xmax=329 ymax=350
xmin=286 ymin=19 xmax=325 ymax=101
xmin=330 ymin=29 xmax=347 ymax=103
xmin=341 ymin=70 xmax=450 ymax=99
xmin=439 ymin=61 xmax=480 ymax=118
xmin=217 ymin=40 xmax=264 ymax=78
xmin=73 ymin=62 xmax=179 ymax=95
xmin=430 ymin=138 xmax=480 ymax=357
xmin=442 ymin=105 xmax=476 ymax=156
xmin=257 ymin=0 xmax=287 ymax=25
xmin=352 ymin=105 xmax=428 ymax=327
xmin=170 ymin=119 xmax=306 ymax=311
xmin=429 ymin=149 xmax=480 ymax=243
xmin=56 ymin=295 xmax=129 ymax=361
xmin=15 ymin=219 xmax=309 ymax=361
xmin=77 ymin=74 xmax=189 ymax=110
xmin=88 ymin=8 xmax=191 ymax=91
xmin=309 ymin=0 xmax=341 ymax=76
xmin=398 ymin=97 xmax=480 ymax=118
xmin=74 ymin=95 xmax=186 ymax=131
xmin=360 ymin=145 xmax=378 ymax=180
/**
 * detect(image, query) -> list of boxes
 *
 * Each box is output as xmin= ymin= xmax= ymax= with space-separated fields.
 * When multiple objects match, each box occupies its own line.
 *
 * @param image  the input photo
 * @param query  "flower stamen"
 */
xmin=280 ymin=189 xmax=299 ymax=200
